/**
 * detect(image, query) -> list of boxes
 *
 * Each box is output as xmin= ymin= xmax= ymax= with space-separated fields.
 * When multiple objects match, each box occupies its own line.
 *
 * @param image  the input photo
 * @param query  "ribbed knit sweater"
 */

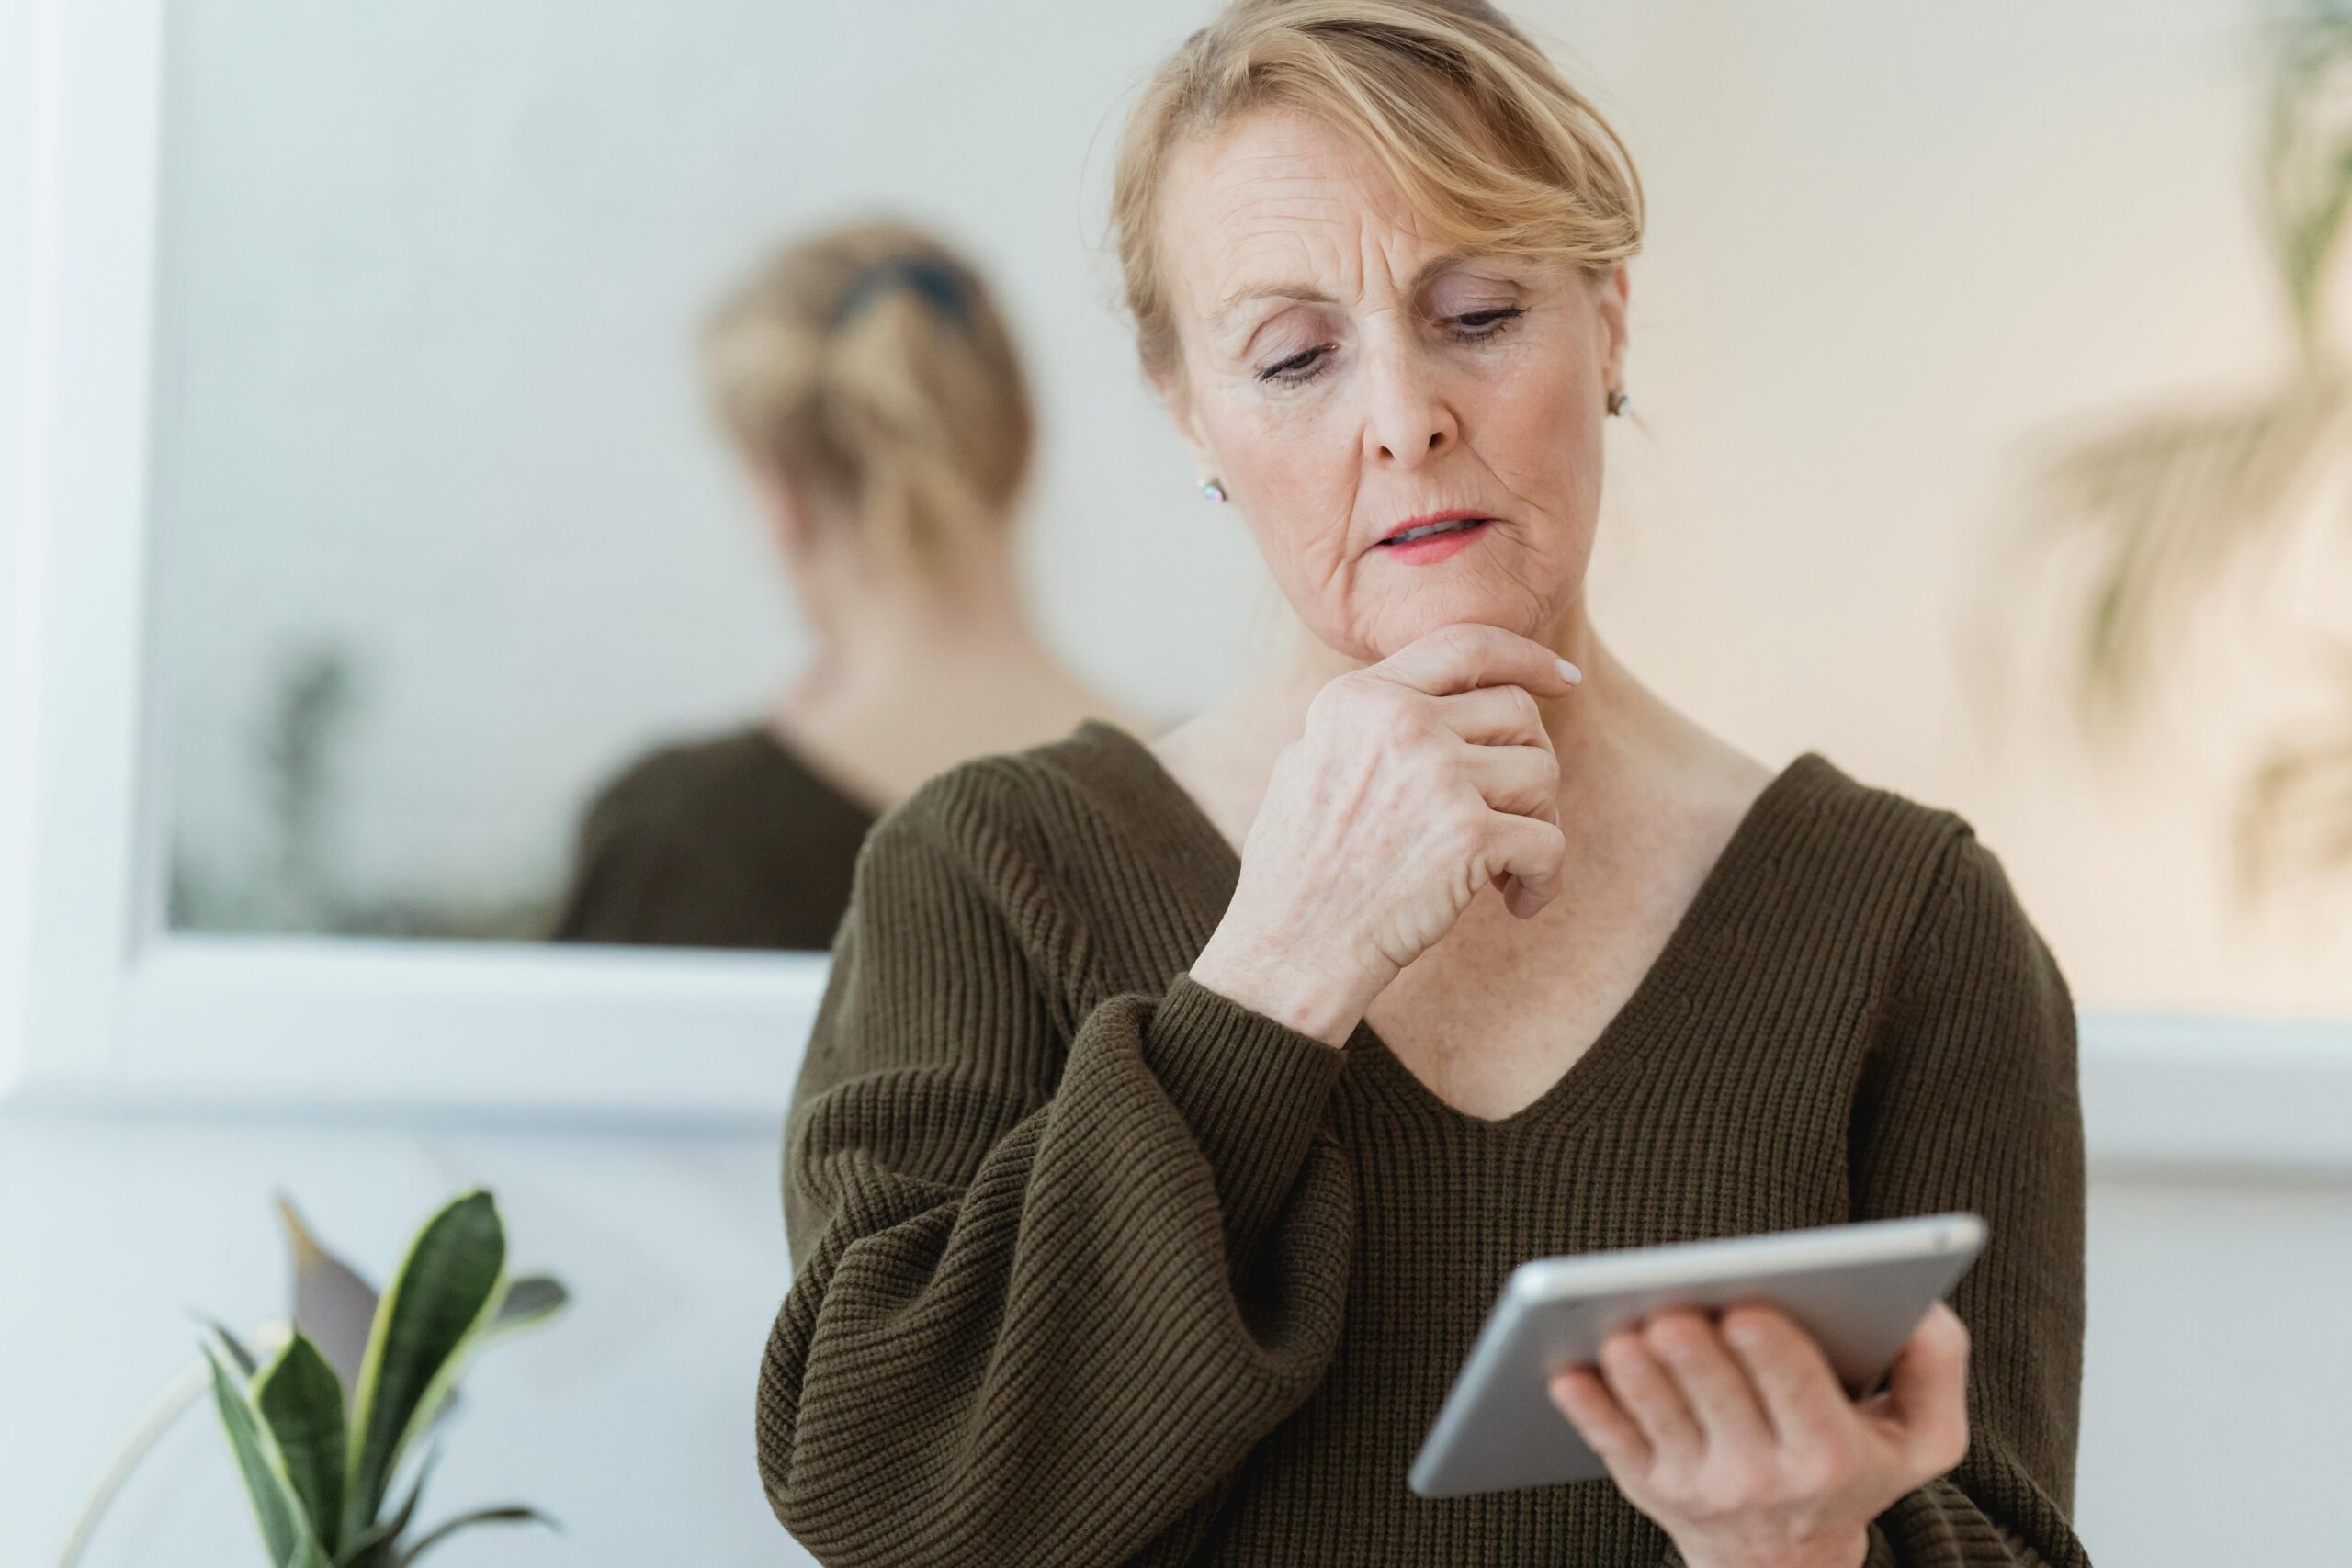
xmin=757 ymin=717 xmax=2091 ymax=1567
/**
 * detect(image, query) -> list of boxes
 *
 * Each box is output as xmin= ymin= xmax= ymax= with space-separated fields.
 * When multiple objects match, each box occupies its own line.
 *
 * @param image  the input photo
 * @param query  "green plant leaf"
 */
xmin=200 ymin=1314 xmax=262 ymax=1378
xmin=2022 ymin=378 xmax=2347 ymax=742
xmin=2262 ymin=4 xmax=2352 ymax=354
xmin=203 ymin=1333 xmax=334 ymax=1568
xmin=340 ymin=1191 xmax=505 ymax=1544
xmin=2231 ymin=640 xmax=2352 ymax=897
xmin=390 ymin=1505 xmax=558 ymax=1567
xmin=334 ymin=1447 xmax=433 ymax=1568
xmin=478 ymin=1273 xmax=568 ymax=1346
xmin=491 ymin=1274 xmax=566 ymax=1327
xmin=254 ymin=1333 xmax=347 ymax=1556
xmin=392 ymin=1272 xmax=566 ymax=1448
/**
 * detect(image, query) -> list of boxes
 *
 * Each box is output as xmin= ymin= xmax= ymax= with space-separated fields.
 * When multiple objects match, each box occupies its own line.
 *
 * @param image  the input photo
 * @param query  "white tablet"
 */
xmin=1407 ymin=1211 xmax=1986 ymax=1498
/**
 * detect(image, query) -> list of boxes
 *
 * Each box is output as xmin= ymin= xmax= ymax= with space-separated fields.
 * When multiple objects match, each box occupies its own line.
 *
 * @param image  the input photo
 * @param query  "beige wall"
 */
xmin=1544 ymin=0 xmax=2352 ymax=1017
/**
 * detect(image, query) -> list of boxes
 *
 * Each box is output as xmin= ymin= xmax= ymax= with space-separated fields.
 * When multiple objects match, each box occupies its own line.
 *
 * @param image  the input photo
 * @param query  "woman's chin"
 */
xmin=1359 ymin=586 xmax=1568 ymax=658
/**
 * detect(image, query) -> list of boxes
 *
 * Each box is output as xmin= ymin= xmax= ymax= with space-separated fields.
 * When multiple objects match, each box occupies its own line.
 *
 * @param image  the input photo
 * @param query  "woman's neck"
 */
xmin=777 ymin=543 xmax=1061 ymax=727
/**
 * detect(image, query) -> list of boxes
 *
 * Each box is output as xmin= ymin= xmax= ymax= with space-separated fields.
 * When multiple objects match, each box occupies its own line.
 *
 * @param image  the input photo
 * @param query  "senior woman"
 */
xmin=757 ymin=3 xmax=2089 ymax=1565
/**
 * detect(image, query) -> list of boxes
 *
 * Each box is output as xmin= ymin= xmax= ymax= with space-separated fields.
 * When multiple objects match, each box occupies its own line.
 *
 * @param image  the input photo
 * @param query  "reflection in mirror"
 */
xmin=150 ymin=6 xmax=1160 ymax=949
xmin=545 ymin=221 xmax=1152 ymax=950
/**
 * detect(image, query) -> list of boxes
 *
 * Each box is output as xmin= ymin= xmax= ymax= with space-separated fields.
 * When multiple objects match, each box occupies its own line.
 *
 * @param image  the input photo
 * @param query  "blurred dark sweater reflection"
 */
xmin=549 ymin=725 xmax=878 ymax=950
xmin=551 ymin=218 xmax=1152 ymax=951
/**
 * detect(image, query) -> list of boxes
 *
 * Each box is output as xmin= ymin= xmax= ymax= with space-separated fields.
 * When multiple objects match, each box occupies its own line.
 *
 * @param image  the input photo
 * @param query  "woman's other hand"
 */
xmin=1548 ymin=1300 xmax=1974 ymax=1568
xmin=1188 ymin=621 xmax=1578 ymax=1047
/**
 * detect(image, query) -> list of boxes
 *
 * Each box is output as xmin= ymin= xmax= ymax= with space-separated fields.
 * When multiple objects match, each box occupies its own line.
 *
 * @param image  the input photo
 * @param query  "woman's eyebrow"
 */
xmin=1209 ymin=282 xmax=1336 ymax=334
xmin=1208 ymin=253 xmax=1498 ymax=332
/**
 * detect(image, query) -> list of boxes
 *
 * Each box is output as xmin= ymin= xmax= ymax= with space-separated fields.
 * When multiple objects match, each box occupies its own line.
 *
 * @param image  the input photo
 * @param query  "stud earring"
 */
xmin=1200 ymin=478 xmax=1227 ymax=502
xmin=1606 ymin=388 xmax=1630 ymax=418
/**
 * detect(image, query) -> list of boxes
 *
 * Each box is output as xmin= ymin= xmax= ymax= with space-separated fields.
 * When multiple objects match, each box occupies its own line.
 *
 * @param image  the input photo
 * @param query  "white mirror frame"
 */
xmin=0 ymin=0 xmax=819 ymax=1127
xmin=3 ymin=0 xmax=2348 ymax=1164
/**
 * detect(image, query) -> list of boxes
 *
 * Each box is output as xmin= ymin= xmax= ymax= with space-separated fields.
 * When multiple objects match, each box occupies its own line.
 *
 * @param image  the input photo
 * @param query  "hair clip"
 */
xmin=829 ymin=254 xmax=972 ymax=331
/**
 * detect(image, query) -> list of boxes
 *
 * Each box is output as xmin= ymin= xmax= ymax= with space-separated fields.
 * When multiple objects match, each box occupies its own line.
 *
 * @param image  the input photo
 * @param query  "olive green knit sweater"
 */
xmin=757 ymin=718 xmax=2091 ymax=1567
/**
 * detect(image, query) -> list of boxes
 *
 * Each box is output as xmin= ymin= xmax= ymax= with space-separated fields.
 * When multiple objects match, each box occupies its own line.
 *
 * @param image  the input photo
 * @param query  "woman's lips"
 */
xmin=1375 ymin=517 xmax=1490 ymax=563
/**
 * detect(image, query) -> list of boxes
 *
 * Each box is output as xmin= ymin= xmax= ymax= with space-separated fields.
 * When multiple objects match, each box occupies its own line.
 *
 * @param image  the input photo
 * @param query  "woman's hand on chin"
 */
xmin=1548 ymin=1300 xmax=1974 ymax=1568
xmin=1187 ymin=621 xmax=1580 ymax=1047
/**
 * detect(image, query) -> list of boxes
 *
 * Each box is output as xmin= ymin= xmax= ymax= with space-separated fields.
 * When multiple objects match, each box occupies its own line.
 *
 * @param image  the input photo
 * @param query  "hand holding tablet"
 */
xmin=1408 ymin=1212 xmax=1984 ymax=1501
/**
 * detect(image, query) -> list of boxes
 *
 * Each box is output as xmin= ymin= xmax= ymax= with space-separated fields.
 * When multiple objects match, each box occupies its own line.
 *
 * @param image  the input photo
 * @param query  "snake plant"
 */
xmin=59 ymin=1189 xmax=567 ymax=1567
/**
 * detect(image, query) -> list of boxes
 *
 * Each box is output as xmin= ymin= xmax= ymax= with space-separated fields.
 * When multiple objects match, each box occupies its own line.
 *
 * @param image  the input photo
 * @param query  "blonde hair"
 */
xmin=698 ymin=218 xmax=1035 ymax=586
xmin=1108 ymin=0 xmax=1645 ymax=385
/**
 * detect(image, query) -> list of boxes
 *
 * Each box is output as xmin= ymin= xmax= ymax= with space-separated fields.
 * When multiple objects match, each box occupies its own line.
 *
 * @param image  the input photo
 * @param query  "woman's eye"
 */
xmin=1258 ymin=344 xmax=1332 ymax=385
xmin=1452 ymin=306 xmax=1525 ymax=338
xmin=1254 ymin=306 xmax=1522 ymax=386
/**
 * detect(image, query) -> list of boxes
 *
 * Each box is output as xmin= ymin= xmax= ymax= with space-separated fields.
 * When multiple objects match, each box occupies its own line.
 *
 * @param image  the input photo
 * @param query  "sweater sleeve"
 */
xmin=1847 ymin=829 xmax=2094 ymax=1568
xmin=754 ymin=773 xmax=1357 ymax=1568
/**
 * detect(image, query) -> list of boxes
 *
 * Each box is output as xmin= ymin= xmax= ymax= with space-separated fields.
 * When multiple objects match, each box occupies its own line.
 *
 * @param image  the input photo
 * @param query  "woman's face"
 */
xmin=1155 ymin=107 xmax=1629 ymax=663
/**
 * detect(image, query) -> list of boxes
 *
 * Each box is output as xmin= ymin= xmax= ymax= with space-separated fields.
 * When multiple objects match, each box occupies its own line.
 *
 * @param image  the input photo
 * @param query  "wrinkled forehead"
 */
xmin=1158 ymin=107 xmax=1449 ymax=329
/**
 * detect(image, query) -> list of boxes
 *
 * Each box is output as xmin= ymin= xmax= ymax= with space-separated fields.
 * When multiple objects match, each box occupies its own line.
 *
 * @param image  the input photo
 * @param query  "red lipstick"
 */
xmin=1374 ymin=509 xmax=1493 ymax=563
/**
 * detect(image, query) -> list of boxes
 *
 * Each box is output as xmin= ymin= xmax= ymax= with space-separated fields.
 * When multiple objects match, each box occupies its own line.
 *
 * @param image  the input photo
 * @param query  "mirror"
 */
xmin=144 ymin=0 xmax=1228 ymax=951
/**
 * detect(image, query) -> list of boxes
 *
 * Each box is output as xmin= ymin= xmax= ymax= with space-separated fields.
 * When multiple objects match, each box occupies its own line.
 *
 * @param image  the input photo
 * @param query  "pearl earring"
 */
xmin=1606 ymin=389 xmax=1630 ymax=418
xmin=1200 ymin=478 xmax=1227 ymax=502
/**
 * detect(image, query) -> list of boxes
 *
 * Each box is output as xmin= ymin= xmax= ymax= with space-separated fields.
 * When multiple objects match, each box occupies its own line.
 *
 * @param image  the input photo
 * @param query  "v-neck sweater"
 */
xmin=757 ymin=717 xmax=2092 ymax=1567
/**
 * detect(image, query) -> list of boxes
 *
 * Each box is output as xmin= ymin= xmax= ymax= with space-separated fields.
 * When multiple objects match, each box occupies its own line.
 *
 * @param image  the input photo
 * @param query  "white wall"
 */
xmin=2078 ymin=1169 xmax=2352 ymax=1563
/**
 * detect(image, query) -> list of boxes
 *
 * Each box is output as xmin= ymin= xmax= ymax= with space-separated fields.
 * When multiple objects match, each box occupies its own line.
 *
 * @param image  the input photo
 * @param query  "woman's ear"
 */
xmin=1594 ymin=263 xmax=1631 ymax=392
xmin=1154 ymin=369 xmax=1217 ymax=487
xmin=746 ymin=457 xmax=814 ymax=566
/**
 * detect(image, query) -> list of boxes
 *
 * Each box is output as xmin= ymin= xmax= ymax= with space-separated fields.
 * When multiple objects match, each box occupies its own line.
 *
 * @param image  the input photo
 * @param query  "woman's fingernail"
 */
xmin=1555 ymin=658 xmax=1583 ymax=684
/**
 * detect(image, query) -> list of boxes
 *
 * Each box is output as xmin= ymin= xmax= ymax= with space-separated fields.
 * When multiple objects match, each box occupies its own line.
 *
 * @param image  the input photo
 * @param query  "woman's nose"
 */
xmin=1361 ymin=351 xmax=1459 ymax=470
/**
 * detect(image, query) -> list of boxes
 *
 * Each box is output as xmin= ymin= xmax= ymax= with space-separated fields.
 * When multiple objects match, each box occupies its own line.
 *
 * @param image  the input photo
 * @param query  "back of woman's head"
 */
xmin=698 ymin=219 xmax=1035 ymax=586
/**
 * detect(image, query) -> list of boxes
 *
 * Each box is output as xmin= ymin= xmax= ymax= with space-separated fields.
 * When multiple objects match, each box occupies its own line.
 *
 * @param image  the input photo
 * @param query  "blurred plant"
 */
xmin=2234 ymin=638 xmax=2352 ymax=885
xmin=264 ymin=648 xmax=359 ymax=926
xmin=56 ymin=1190 xmax=568 ymax=1568
xmin=168 ymin=641 xmax=561 ymax=940
xmin=1991 ymin=0 xmax=2352 ymax=902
